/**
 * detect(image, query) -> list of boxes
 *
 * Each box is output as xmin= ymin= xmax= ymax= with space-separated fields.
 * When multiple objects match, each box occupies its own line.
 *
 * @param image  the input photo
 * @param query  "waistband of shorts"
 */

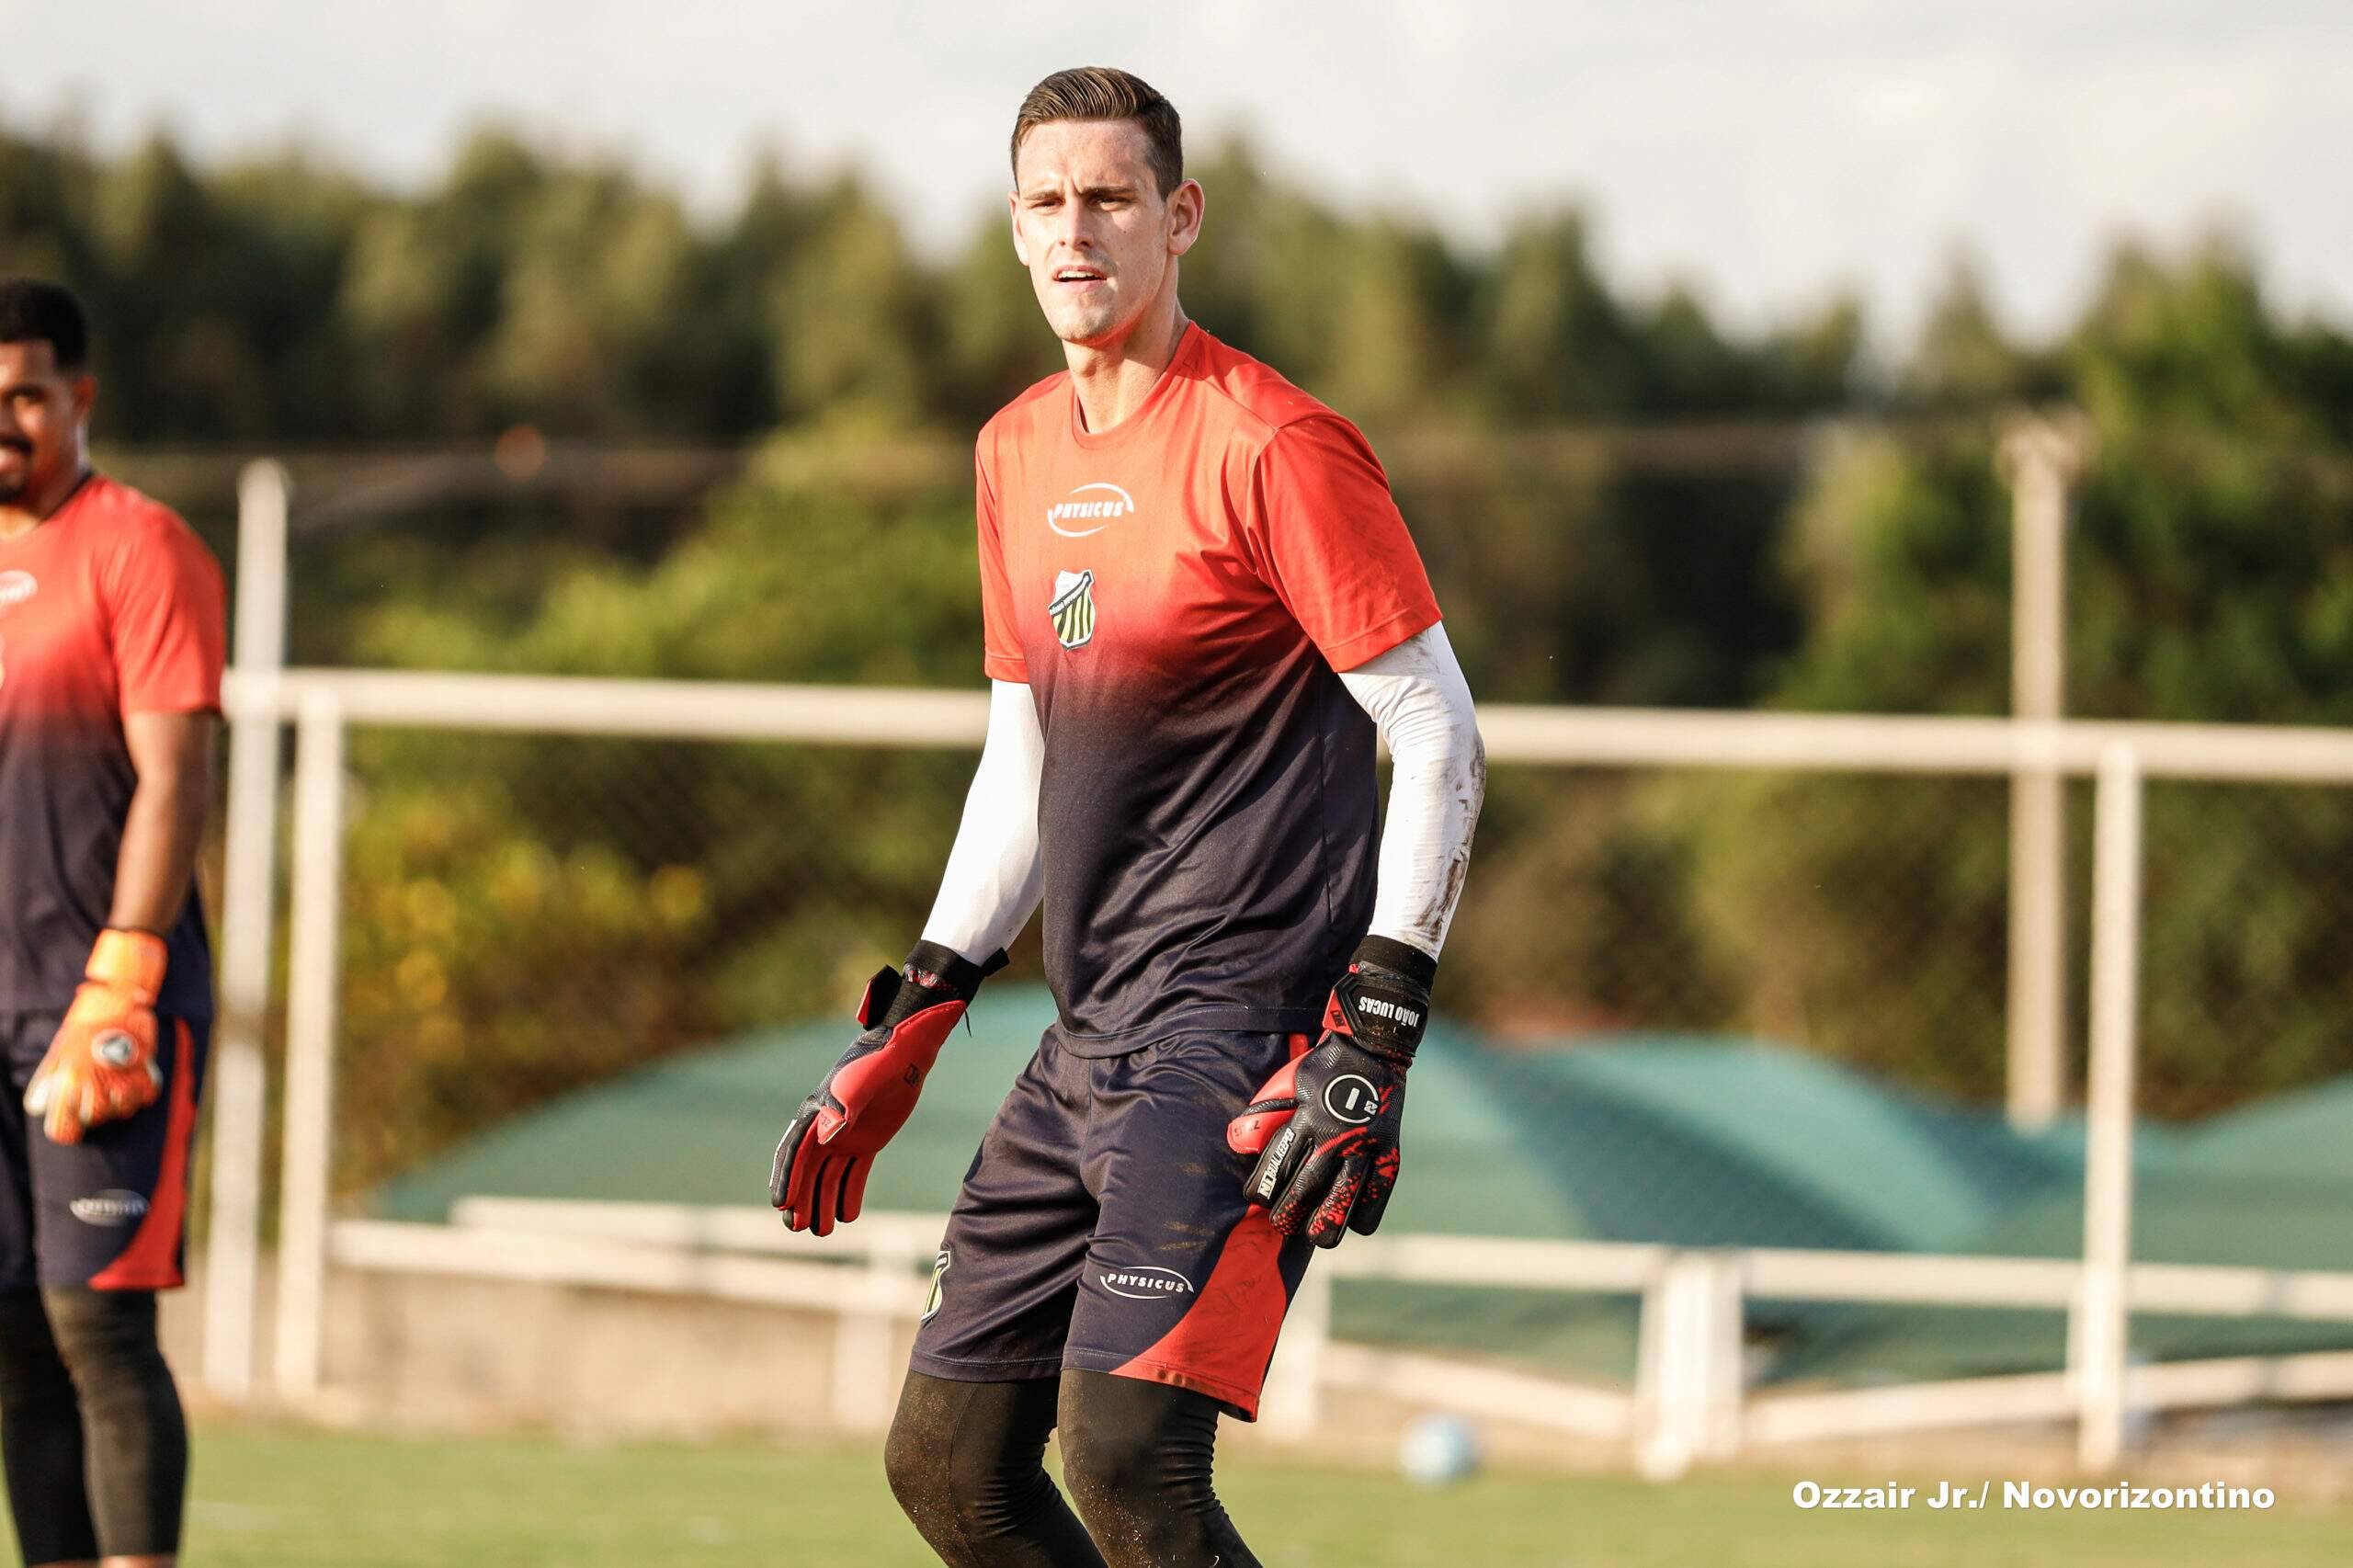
xmin=1046 ymin=1004 xmax=1323 ymax=1059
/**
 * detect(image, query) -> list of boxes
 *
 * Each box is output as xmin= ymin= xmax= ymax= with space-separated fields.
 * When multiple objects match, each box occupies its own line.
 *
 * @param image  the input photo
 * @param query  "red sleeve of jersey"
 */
xmin=104 ymin=515 xmax=227 ymax=716
xmin=974 ymin=443 xmax=1029 ymax=684
xmin=1241 ymin=415 xmax=1440 ymax=671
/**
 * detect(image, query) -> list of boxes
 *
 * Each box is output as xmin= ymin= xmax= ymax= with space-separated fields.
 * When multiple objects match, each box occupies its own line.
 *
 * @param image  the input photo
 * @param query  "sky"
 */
xmin=10 ymin=0 xmax=2351 ymax=347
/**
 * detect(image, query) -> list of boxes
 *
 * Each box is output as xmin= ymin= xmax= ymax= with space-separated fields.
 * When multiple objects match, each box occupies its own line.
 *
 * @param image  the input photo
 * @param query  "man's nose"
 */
xmin=1050 ymin=202 xmax=1093 ymax=249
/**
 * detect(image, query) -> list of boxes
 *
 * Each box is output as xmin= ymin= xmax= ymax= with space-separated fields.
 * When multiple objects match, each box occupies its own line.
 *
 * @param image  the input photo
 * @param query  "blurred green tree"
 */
xmin=1673 ymin=239 xmax=2353 ymax=1108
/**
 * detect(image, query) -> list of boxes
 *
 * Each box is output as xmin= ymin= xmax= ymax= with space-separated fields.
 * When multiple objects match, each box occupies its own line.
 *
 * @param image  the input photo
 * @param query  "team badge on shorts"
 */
xmin=923 ymin=1248 xmax=951 ymax=1323
xmin=1049 ymin=570 xmax=1097 ymax=650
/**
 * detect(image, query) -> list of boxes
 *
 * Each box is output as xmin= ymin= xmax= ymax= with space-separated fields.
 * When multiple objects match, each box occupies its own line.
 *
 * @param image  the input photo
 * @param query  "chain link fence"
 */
xmin=330 ymin=730 xmax=978 ymax=1193
xmin=311 ymin=737 xmax=2353 ymax=1211
xmin=2136 ymin=780 xmax=2353 ymax=1119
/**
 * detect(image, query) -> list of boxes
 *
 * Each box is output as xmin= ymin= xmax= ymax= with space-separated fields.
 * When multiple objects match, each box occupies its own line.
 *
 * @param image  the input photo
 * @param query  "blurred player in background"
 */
xmin=0 ymin=279 xmax=225 ymax=1568
xmin=770 ymin=69 xmax=1484 ymax=1567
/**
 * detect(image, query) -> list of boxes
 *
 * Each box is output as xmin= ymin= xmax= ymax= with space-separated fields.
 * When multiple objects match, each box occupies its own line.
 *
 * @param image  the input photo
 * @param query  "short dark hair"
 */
xmin=0 ymin=278 xmax=89 ymax=371
xmin=1011 ymin=67 xmax=1183 ymax=199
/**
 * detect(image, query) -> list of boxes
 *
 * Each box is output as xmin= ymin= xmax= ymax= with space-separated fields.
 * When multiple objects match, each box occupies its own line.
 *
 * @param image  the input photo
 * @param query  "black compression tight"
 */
xmin=1056 ymin=1372 xmax=1260 ymax=1568
xmin=0 ymin=1291 xmax=87 ymax=1565
xmin=886 ymin=1373 xmax=1100 ymax=1567
xmin=0 ymin=1289 xmax=187 ymax=1564
xmin=885 ymin=1369 xmax=1260 ymax=1568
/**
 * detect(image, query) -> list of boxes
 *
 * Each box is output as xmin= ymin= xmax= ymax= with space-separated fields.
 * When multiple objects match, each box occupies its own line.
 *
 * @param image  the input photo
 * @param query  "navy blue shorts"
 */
xmin=0 ymin=1010 xmax=209 ymax=1292
xmin=909 ymin=1025 xmax=1318 ymax=1420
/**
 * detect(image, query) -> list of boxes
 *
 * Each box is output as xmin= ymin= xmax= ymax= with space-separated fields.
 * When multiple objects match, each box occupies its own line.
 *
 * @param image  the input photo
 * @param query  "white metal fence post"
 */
xmin=1260 ymin=1266 xmax=1334 ymax=1437
xmin=274 ymin=692 xmax=347 ymax=1400
xmin=829 ymin=1243 xmax=913 ymax=1432
xmin=1635 ymin=1252 xmax=1742 ymax=1479
xmin=202 ymin=459 xmax=289 ymax=1401
xmin=2000 ymin=416 xmax=2086 ymax=1131
xmin=2076 ymin=742 xmax=2144 ymax=1468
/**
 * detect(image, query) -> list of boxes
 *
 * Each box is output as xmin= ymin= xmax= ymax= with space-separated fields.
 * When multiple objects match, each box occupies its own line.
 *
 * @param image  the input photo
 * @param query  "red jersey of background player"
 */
xmin=0 ymin=472 xmax=226 ymax=1022
xmin=977 ymin=321 xmax=1441 ymax=1046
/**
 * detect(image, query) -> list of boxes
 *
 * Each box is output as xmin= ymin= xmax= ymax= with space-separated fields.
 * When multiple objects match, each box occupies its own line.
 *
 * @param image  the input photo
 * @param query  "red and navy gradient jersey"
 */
xmin=978 ymin=324 xmax=1440 ymax=1048
xmin=0 ymin=473 xmax=226 ymax=1020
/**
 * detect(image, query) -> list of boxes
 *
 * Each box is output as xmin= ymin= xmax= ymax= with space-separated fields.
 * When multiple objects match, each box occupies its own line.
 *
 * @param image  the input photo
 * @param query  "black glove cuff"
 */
xmin=1353 ymin=935 xmax=1438 ymax=992
xmin=877 ymin=941 xmax=1009 ymax=1027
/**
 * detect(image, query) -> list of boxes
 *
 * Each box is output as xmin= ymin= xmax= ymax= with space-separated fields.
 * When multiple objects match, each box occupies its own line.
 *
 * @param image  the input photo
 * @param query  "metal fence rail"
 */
xmin=223 ymin=665 xmax=2353 ymax=781
xmin=319 ymin=1198 xmax=2353 ymax=1477
xmin=202 ymin=659 xmax=2353 ymax=1471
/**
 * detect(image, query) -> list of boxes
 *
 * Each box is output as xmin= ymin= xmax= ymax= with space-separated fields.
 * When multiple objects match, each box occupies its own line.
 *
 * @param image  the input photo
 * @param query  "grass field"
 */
xmin=7 ymin=1422 xmax=2350 ymax=1566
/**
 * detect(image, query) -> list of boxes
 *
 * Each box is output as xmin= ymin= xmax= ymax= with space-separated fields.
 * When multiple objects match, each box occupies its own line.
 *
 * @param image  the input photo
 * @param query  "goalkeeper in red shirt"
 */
xmin=0 ymin=278 xmax=225 ymax=1568
xmin=771 ymin=70 xmax=1483 ymax=1568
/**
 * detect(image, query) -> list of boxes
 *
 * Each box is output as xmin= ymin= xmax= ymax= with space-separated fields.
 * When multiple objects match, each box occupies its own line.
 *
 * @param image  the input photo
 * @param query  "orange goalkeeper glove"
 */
xmin=24 ymin=929 xmax=168 ymax=1144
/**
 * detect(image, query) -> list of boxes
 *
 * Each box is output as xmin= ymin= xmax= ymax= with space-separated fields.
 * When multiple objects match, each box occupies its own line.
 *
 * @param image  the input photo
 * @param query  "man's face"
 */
xmin=0 ymin=341 xmax=91 ymax=507
xmin=1010 ymin=119 xmax=1202 ymax=347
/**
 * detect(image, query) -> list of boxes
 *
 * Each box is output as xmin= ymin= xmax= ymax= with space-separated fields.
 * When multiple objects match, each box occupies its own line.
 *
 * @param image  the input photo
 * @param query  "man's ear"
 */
xmin=1167 ymin=179 xmax=1205 ymax=259
xmin=71 ymin=373 xmax=97 ymax=428
xmin=1007 ymin=191 xmax=1030 ymax=268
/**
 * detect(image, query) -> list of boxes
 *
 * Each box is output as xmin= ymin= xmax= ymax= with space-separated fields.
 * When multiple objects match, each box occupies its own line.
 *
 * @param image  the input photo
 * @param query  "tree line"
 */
xmin=0 ymin=118 xmax=1886 ymax=443
xmin=12 ymin=115 xmax=2350 ymax=1174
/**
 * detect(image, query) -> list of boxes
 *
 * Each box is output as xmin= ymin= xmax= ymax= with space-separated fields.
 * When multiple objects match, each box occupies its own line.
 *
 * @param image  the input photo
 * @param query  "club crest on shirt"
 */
xmin=1049 ymin=569 xmax=1097 ymax=650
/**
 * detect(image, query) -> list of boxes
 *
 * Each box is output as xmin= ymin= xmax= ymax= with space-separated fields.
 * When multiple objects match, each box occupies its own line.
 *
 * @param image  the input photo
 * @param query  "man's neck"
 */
xmin=0 ymin=462 xmax=91 ymax=542
xmin=1066 ymin=296 xmax=1189 ymax=436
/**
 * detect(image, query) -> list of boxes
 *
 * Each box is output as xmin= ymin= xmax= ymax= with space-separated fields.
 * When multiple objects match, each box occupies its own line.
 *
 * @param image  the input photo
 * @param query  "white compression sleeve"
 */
xmin=919 ymin=680 xmax=1046 ymax=963
xmin=1338 ymin=622 xmax=1486 ymax=960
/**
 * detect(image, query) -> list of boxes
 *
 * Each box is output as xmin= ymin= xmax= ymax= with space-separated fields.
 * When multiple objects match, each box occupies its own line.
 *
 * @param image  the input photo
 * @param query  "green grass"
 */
xmin=7 ymin=1422 xmax=2348 ymax=1566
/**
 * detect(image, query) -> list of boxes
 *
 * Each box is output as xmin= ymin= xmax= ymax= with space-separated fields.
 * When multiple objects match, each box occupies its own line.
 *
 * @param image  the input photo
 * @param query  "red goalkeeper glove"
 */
xmin=24 ymin=929 xmax=168 ymax=1145
xmin=770 ymin=941 xmax=1005 ymax=1236
xmin=1227 ymin=937 xmax=1435 ymax=1247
